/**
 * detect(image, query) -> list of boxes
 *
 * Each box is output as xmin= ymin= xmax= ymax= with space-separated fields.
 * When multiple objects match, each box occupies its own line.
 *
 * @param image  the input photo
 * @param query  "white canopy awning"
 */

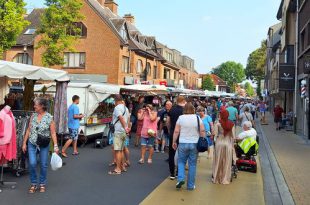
xmin=121 ymin=84 xmax=168 ymax=95
xmin=0 ymin=60 xmax=69 ymax=82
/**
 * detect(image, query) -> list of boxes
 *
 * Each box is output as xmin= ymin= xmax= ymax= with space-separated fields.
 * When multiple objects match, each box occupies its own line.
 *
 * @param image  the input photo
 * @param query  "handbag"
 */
xmin=109 ymin=106 xmax=126 ymax=133
xmin=36 ymin=134 xmax=51 ymax=148
xmin=196 ymin=116 xmax=208 ymax=152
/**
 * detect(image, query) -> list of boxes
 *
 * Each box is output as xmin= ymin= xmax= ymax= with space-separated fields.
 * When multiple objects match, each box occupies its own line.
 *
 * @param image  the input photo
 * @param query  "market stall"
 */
xmin=0 ymin=60 xmax=69 ymax=179
xmin=35 ymin=82 xmax=121 ymax=144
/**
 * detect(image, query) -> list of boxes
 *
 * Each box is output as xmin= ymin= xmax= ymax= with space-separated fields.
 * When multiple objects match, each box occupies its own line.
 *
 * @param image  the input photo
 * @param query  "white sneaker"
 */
xmin=161 ymin=150 xmax=165 ymax=153
xmin=155 ymin=150 xmax=160 ymax=153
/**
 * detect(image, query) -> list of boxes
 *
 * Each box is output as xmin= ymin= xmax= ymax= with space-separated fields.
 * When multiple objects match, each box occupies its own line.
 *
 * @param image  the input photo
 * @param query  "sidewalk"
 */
xmin=259 ymin=113 xmax=310 ymax=205
xmin=141 ymin=151 xmax=265 ymax=205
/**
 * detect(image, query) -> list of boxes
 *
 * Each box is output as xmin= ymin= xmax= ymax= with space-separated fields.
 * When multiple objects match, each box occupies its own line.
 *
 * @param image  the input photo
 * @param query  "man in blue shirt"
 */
xmin=226 ymin=101 xmax=238 ymax=125
xmin=62 ymin=95 xmax=84 ymax=158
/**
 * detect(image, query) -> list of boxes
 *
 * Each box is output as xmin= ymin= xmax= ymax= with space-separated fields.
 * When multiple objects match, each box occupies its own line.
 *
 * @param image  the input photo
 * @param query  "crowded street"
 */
xmin=1 ymin=0 xmax=310 ymax=205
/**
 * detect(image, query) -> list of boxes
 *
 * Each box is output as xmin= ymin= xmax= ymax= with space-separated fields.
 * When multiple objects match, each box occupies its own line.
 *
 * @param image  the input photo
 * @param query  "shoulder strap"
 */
xmin=113 ymin=105 xmax=126 ymax=125
xmin=245 ymin=112 xmax=250 ymax=121
xmin=196 ymin=115 xmax=200 ymax=133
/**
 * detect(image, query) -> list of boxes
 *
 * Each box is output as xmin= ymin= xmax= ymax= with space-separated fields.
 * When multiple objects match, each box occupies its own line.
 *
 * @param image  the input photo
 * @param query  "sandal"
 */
xmin=28 ymin=185 xmax=37 ymax=194
xmin=138 ymin=159 xmax=144 ymax=164
xmin=61 ymin=152 xmax=68 ymax=158
xmin=124 ymin=161 xmax=131 ymax=167
xmin=147 ymin=159 xmax=153 ymax=164
xmin=109 ymin=162 xmax=116 ymax=167
xmin=122 ymin=167 xmax=127 ymax=172
xmin=39 ymin=185 xmax=46 ymax=193
xmin=72 ymin=152 xmax=79 ymax=156
xmin=108 ymin=170 xmax=121 ymax=175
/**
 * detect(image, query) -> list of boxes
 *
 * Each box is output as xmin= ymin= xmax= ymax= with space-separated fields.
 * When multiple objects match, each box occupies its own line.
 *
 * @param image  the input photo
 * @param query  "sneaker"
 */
xmin=170 ymin=175 xmax=176 ymax=180
xmin=155 ymin=149 xmax=160 ymax=153
xmin=161 ymin=150 xmax=165 ymax=153
xmin=176 ymin=181 xmax=185 ymax=189
xmin=187 ymin=185 xmax=196 ymax=191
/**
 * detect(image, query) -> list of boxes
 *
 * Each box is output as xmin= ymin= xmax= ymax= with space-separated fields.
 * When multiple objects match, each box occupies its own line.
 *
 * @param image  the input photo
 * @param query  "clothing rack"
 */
xmin=0 ymin=164 xmax=17 ymax=193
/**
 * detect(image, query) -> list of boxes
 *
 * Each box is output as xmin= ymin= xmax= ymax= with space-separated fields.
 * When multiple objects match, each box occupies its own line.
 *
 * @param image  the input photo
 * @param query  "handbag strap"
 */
xmin=196 ymin=115 xmax=200 ymax=135
xmin=245 ymin=112 xmax=250 ymax=121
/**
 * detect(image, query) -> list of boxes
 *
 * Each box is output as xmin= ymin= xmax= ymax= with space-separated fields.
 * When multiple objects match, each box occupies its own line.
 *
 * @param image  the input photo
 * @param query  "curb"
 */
xmin=257 ymin=122 xmax=295 ymax=205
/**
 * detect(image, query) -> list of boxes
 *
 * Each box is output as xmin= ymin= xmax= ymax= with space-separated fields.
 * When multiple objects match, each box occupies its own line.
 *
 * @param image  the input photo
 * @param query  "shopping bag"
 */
xmin=50 ymin=153 xmax=62 ymax=171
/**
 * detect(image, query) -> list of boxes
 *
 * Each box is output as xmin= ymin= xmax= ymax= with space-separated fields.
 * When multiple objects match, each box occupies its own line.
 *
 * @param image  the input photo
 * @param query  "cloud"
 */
xmin=202 ymin=16 xmax=212 ymax=23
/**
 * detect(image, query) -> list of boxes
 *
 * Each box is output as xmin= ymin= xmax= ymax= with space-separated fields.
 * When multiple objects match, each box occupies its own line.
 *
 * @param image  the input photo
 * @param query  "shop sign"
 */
xmin=141 ymin=81 xmax=150 ymax=85
xmin=304 ymin=55 xmax=310 ymax=74
xmin=124 ymin=76 xmax=134 ymax=85
xmin=159 ymin=81 xmax=167 ymax=87
xmin=279 ymin=64 xmax=295 ymax=91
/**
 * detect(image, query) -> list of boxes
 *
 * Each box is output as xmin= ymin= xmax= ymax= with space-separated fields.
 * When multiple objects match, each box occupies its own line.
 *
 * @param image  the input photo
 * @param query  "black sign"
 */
xmin=279 ymin=64 xmax=295 ymax=91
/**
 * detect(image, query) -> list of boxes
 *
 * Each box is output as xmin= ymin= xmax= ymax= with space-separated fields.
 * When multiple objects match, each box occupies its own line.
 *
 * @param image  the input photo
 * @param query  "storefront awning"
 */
xmin=0 ymin=60 xmax=69 ymax=82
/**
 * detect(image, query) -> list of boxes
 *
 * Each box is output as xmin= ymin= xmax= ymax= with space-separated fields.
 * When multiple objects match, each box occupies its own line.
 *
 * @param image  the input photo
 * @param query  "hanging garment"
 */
xmin=0 ymin=106 xmax=17 ymax=161
xmin=0 ymin=77 xmax=9 ymax=105
xmin=53 ymin=81 xmax=68 ymax=134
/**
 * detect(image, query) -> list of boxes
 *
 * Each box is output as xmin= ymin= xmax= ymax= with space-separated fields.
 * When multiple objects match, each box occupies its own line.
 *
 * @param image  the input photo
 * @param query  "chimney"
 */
xmin=123 ymin=14 xmax=135 ymax=25
xmin=104 ymin=0 xmax=118 ymax=15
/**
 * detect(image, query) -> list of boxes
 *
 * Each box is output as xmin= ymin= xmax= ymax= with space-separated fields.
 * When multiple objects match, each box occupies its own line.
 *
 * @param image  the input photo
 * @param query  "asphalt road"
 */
xmin=0 ymin=141 xmax=169 ymax=205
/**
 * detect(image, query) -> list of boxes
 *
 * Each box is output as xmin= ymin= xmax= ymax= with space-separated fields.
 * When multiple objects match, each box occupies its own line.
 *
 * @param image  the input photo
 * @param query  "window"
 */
xmin=164 ymin=68 xmax=170 ymax=79
xmin=166 ymin=52 xmax=173 ymax=62
xmin=24 ymin=29 xmax=36 ymax=35
xmin=135 ymin=35 xmax=139 ymax=42
xmin=136 ymin=60 xmax=143 ymax=73
xmin=67 ymin=22 xmax=87 ymax=37
xmin=146 ymin=62 xmax=151 ymax=75
xmin=122 ymin=56 xmax=130 ymax=73
xmin=120 ymin=25 xmax=128 ymax=41
xmin=308 ymin=24 xmax=310 ymax=46
xmin=174 ymin=71 xmax=177 ymax=80
xmin=300 ymin=31 xmax=305 ymax=52
xmin=153 ymin=66 xmax=157 ymax=79
xmin=13 ymin=53 xmax=32 ymax=65
xmin=144 ymin=40 xmax=148 ymax=47
xmin=64 ymin=52 xmax=86 ymax=68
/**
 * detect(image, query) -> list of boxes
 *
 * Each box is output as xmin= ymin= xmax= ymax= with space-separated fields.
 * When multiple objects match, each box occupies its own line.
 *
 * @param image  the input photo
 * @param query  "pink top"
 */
xmin=0 ymin=106 xmax=17 ymax=161
xmin=141 ymin=111 xmax=158 ymax=138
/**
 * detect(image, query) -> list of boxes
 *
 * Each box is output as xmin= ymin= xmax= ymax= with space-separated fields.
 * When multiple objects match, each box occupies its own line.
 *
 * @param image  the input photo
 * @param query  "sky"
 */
xmin=24 ymin=0 xmax=281 ymax=74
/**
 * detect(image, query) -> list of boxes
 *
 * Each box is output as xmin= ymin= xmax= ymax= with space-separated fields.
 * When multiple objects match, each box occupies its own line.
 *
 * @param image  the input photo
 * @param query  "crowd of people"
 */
xmin=21 ymin=93 xmax=294 ymax=193
xmin=108 ymin=95 xmax=265 ymax=189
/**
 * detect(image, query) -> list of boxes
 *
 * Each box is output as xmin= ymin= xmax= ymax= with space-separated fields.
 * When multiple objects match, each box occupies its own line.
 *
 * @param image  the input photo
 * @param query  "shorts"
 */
xmin=274 ymin=117 xmax=282 ymax=123
xmin=69 ymin=128 xmax=79 ymax=141
xmin=141 ymin=137 xmax=155 ymax=147
xmin=113 ymin=132 xmax=127 ymax=151
xmin=109 ymin=133 xmax=129 ymax=147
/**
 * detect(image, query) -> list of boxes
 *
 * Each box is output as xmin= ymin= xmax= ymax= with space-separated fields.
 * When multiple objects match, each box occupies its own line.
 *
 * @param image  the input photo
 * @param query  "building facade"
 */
xmin=3 ymin=0 xmax=200 ymax=88
xmin=266 ymin=0 xmax=310 ymax=138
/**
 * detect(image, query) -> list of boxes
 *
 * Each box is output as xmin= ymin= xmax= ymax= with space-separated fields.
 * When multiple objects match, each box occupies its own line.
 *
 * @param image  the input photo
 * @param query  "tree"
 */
xmin=244 ymin=82 xmax=255 ymax=97
xmin=212 ymin=61 xmax=245 ymax=92
xmin=36 ymin=0 xmax=84 ymax=67
xmin=0 ymin=0 xmax=29 ymax=57
xmin=202 ymin=74 xmax=215 ymax=91
xmin=245 ymin=40 xmax=267 ymax=96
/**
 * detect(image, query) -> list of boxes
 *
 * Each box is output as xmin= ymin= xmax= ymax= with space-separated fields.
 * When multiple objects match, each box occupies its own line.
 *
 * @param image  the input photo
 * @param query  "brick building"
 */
xmin=3 ymin=0 xmax=200 ymax=88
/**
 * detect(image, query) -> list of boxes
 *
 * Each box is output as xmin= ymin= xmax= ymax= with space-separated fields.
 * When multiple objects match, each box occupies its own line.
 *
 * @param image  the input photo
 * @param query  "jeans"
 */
xmin=169 ymin=135 xmax=176 ymax=176
xmin=177 ymin=143 xmax=198 ymax=189
xmin=28 ymin=142 xmax=49 ymax=185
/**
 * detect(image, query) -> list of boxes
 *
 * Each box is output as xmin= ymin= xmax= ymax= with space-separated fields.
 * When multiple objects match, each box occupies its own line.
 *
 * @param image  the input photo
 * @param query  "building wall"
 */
xmin=5 ymin=1 xmax=122 ymax=84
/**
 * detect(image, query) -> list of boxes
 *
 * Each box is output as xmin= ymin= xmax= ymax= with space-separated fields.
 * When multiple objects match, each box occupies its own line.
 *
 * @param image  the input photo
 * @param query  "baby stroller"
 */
xmin=235 ymin=136 xmax=259 ymax=173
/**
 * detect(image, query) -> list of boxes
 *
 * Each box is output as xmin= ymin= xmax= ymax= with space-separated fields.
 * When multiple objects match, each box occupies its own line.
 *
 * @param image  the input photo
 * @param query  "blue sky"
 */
xmin=25 ymin=0 xmax=281 ymax=73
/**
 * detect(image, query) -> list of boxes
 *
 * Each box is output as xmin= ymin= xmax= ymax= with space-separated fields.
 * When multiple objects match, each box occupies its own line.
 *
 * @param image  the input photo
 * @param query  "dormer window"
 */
xmin=144 ymin=40 xmax=148 ymax=47
xmin=24 ymin=29 xmax=36 ymax=35
xmin=135 ymin=35 xmax=139 ymax=42
xmin=120 ymin=25 xmax=128 ymax=41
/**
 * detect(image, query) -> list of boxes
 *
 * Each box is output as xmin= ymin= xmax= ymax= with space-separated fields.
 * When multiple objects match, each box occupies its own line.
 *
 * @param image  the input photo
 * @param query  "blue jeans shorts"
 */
xmin=141 ymin=137 xmax=155 ymax=147
xmin=69 ymin=128 xmax=79 ymax=141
